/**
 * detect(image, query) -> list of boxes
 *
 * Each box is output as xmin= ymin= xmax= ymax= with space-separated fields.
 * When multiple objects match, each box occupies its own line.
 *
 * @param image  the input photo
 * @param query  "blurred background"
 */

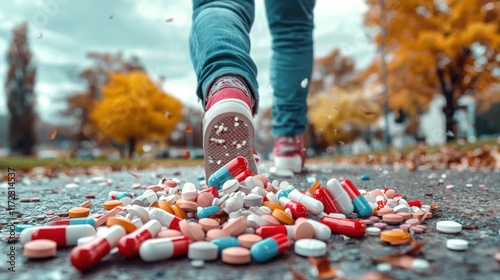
xmin=1 ymin=0 xmax=499 ymax=167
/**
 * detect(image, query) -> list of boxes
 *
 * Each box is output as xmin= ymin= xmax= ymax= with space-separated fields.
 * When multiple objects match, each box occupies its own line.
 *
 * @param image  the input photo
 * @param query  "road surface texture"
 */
xmin=1 ymin=162 xmax=499 ymax=280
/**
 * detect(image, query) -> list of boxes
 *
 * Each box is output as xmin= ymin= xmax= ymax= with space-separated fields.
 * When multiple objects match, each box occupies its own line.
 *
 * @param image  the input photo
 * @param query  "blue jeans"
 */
xmin=190 ymin=0 xmax=315 ymax=137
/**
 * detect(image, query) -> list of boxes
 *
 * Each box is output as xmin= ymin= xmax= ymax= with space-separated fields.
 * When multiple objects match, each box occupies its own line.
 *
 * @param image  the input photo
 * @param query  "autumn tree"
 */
xmin=63 ymin=52 xmax=144 ymax=147
xmin=364 ymin=0 xmax=500 ymax=141
xmin=309 ymin=48 xmax=356 ymax=94
xmin=308 ymin=88 xmax=381 ymax=147
xmin=90 ymin=71 xmax=183 ymax=158
xmin=6 ymin=22 xmax=37 ymax=155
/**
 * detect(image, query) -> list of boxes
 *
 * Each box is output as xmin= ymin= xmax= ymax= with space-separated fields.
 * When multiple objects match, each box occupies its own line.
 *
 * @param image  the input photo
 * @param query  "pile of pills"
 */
xmin=15 ymin=158 xmax=441 ymax=272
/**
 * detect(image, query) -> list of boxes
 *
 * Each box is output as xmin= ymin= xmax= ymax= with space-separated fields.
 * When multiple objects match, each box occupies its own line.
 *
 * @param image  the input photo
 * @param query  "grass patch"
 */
xmin=0 ymin=157 xmax=204 ymax=170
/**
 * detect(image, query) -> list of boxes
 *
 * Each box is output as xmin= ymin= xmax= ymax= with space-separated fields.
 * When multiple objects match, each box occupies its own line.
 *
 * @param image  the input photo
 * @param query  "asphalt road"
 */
xmin=1 ymin=162 xmax=499 ymax=280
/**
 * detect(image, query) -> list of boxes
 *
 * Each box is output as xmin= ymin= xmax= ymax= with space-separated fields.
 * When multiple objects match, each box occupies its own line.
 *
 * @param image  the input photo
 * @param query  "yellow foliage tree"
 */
xmin=308 ymin=88 xmax=381 ymax=146
xmin=363 ymin=0 xmax=500 ymax=141
xmin=90 ymin=71 xmax=183 ymax=158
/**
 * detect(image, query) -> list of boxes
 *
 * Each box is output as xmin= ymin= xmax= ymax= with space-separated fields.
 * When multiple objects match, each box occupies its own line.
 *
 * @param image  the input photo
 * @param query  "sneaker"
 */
xmin=203 ymin=98 xmax=259 ymax=180
xmin=273 ymin=135 xmax=305 ymax=173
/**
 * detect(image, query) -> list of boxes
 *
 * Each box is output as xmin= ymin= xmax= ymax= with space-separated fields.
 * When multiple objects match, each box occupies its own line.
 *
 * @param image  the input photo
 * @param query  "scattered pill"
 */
xmin=191 ymin=259 xmax=205 ymax=268
xmin=106 ymin=216 xmax=137 ymax=234
xmin=24 ymin=239 xmax=57 ymax=259
xmin=436 ymin=221 xmax=462 ymax=233
xmin=103 ymin=200 xmax=123 ymax=210
xmin=446 ymin=239 xmax=468 ymax=251
xmin=222 ymin=247 xmax=251 ymax=264
xmin=250 ymin=233 xmax=290 ymax=263
xmin=188 ymin=241 xmax=218 ymax=261
xmin=20 ymin=225 xmax=96 ymax=246
xmin=367 ymin=227 xmax=381 ymax=236
xmin=68 ymin=207 xmax=90 ymax=218
xmin=237 ymin=234 xmax=262 ymax=249
xmin=294 ymin=239 xmax=326 ymax=257
xmin=139 ymin=236 xmax=191 ymax=262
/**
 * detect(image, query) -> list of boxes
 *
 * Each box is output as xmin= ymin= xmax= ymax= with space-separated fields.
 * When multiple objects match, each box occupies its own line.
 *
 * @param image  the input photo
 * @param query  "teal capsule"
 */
xmin=360 ymin=174 xmax=370 ymax=181
xmin=210 ymin=237 xmax=239 ymax=256
xmin=15 ymin=224 xmax=34 ymax=232
xmin=196 ymin=206 xmax=220 ymax=219
xmin=277 ymin=187 xmax=294 ymax=200
xmin=49 ymin=218 xmax=96 ymax=226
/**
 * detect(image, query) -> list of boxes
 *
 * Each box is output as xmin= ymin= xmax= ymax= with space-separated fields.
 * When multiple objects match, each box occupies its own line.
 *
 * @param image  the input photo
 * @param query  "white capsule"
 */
xmin=326 ymin=179 xmax=354 ymax=215
xmin=288 ymin=189 xmax=324 ymax=215
xmin=182 ymin=182 xmax=198 ymax=201
xmin=128 ymin=205 xmax=150 ymax=223
xmin=306 ymin=219 xmax=331 ymax=241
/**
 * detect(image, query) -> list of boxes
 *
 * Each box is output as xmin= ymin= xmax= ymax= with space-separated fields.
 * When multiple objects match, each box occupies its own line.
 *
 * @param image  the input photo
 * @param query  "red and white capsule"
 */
xmin=278 ymin=197 xmax=308 ymax=219
xmin=118 ymin=220 xmax=162 ymax=258
xmin=376 ymin=195 xmax=386 ymax=209
xmin=148 ymin=208 xmax=181 ymax=230
xmin=20 ymin=225 xmax=95 ymax=246
xmin=255 ymin=225 xmax=294 ymax=240
xmin=139 ymin=236 xmax=192 ymax=262
xmin=70 ymin=225 xmax=126 ymax=271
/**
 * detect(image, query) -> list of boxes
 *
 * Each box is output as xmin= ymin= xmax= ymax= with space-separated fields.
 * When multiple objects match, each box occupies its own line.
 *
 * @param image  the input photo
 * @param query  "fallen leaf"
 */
xmin=374 ymin=237 xmax=427 ymax=263
xmin=462 ymin=225 xmax=479 ymax=230
xmin=128 ymin=172 xmax=141 ymax=180
xmin=308 ymin=256 xmax=337 ymax=279
xmin=360 ymin=109 xmax=378 ymax=115
xmin=49 ymin=129 xmax=58 ymax=140
xmin=290 ymin=268 xmax=307 ymax=280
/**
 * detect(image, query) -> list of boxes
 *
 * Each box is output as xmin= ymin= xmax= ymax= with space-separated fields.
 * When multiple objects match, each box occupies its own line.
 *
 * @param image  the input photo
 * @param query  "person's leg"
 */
xmin=190 ymin=0 xmax=259 ymax=112
xmin=265 ymin=0 xmax=316 ymax=172
xmin=190 ymin=0 xmax=260 ymax=179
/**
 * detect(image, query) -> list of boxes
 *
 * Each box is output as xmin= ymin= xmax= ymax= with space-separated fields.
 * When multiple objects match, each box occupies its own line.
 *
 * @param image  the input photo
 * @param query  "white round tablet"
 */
xmin=188 ymin=241 xmax=218 ymax=261
xmin=412 ymin=259 xmax=429 ymax=273
xmin=294 ymin=239 xmax=326 ymax=257
xmin=436 ymin=221 xmax=462 ymax=233
xmin=367 ymin=227 xmax=381 ymax=236
xmin=222 ymin=179 xmax=239 ymax=194
xmin=446 ymin=239 xmax=468 ymax=251
xmin=393 ymin=204 xmax=410 ymax=214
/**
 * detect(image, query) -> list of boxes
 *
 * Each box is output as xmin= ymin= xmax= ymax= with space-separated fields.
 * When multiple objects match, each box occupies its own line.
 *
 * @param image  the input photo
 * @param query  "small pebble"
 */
xmin=376 ymin=263 xmax=392 ymax=272
xmin=191 ymin=259 xmax=204 ymax=268
xmin=65 ymin=183 xmax=79 ymax=188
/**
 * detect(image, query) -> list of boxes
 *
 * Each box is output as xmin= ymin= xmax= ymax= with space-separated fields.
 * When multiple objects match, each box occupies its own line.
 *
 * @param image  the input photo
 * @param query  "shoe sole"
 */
xmin=274 ymin=155 xmax=303 ymax=173
xmin=203 ymin=99 xmax=258 ymax=180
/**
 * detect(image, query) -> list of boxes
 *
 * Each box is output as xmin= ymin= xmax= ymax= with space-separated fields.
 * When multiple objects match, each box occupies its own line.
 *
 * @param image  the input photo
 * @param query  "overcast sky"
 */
xmin=0 ymin=0 xmax=376 ymax=124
